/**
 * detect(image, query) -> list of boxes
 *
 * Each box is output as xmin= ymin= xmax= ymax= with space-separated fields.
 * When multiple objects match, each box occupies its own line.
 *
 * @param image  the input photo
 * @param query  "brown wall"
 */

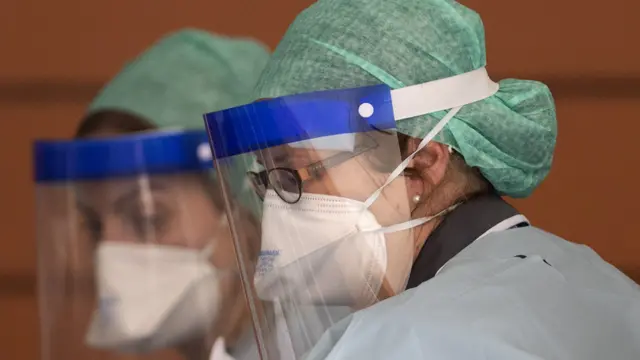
xmin=1 ymin=0 xmax=639 ymax=359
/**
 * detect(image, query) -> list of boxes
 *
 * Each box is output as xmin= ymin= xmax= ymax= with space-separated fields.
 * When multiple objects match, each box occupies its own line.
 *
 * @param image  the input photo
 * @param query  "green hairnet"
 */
xmin=88 ymin=29 xmax=270 ymax=211
xmin=254 ymin=0 xmax=557 ymax=198
xmin=89 ymin=28 xmax=270 ymax=129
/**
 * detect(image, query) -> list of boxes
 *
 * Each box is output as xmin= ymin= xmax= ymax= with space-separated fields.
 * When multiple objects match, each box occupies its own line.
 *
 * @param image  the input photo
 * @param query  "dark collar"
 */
xmin=406 ymin=193 xmax=524 ymax=289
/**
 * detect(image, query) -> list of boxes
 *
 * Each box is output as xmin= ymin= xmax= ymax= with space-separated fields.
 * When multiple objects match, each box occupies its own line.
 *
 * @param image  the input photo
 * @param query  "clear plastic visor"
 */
xmin=204 ymin=68 xmax=500 ymax=359
xmin=35 ymin=131 xmax=260 ymax=360
xmin=205 ymin=86 xmax=418 ymax=359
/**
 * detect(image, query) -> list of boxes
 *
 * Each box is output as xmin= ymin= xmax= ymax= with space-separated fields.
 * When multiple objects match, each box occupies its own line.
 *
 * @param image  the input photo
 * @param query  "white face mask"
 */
xmin=256 ymin=191 xmax=454 ymax=306
xmin=86 ymin=242 xmax=222 ymax=353
xmin=255 ymin=191 xmax=388 ymax=306
xmin=256 ymin=107 xmax=463 ymax=306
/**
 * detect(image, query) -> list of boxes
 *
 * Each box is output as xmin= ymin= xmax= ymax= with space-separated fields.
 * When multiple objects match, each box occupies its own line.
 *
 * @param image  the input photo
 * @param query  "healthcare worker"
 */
xmin=35 ymin=29 xmax=271 ymax=360
xmin=202 ymin=0 xmax=640 ymax=359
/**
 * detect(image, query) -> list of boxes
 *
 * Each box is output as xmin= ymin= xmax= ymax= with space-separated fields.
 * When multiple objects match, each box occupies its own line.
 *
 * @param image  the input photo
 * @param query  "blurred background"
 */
xmin=1 ymin=0 xmax=639 ymax=358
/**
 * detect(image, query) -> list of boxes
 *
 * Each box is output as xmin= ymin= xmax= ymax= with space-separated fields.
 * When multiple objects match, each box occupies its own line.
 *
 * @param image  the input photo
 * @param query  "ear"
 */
xmin=405 ymin=139 xmax=451 ymax=198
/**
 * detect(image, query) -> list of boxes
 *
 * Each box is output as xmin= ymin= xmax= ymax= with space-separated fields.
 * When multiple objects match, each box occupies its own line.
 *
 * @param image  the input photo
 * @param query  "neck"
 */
xmin=406 ymin=191 xmax=521 ymax=289
xmin=413 ymin=216 xmax=444 ymax=260
xmin=411 ymin=186 xmax=475 ymax=256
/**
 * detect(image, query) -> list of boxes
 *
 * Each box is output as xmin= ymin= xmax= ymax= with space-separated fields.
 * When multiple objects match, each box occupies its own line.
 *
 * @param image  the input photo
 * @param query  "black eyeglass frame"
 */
xmin=248 ymin=141 xmax=377 ymax=204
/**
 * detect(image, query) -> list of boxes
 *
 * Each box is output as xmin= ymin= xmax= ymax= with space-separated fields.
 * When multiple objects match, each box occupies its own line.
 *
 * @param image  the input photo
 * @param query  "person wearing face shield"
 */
xmin=34 ymin=29 xmax=272 ymax=360
xmin=202 ymin=1 xmax=640 ymax=359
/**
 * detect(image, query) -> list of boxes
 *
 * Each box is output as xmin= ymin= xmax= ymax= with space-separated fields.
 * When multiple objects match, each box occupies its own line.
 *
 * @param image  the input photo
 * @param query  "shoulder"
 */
xmin=318 ymin=228 xmax=640 ymax=359
xmin=458 ymin=226 xmax=639 ymax=293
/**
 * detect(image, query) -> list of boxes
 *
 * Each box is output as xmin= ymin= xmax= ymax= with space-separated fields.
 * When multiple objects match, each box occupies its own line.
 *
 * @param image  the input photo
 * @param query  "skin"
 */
xmin=78 ymin=125 xmax=256 ymax=360
xmin=257 ymin=133 xmax=461 ymax=304
xmin=402 ymin=138 xmax=461 ymax=255
xmin=74 ymin=120 xmax=466 ymax=357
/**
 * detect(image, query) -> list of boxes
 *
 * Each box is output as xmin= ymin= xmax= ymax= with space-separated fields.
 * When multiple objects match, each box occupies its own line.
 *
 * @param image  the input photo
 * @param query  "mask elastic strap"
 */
xmin=363 ymin=106 xmax=463 ymax=210
xmin=200 ymin=214 xmax=229 ymax=259
xmin=370 ymin=202 xmax=461 ymax=235
xmin=201 ymin=243 xmax=216 ymax=259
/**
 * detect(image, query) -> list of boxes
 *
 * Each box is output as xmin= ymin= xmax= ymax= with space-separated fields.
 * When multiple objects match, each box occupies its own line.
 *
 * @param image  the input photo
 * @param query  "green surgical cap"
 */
xmin=255 ymin=0 xmax=557 ymax=198
xmin=88 ymin=29 xmax=270 ymax=213
xmin=89 ymin=28 xmax=270 ymax=129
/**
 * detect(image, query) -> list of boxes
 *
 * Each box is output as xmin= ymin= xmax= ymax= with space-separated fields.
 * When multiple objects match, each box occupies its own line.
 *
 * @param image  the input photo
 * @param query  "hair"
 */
xmin=396 ymin=132 xmax=492 ymax=201
xmin=76 ymin=111 xmax=233 ymax=207
xmin=75 ymin=111 xmax=154 ymax=138
xmin=76 ymin=111 xmax=262 ymax=360
xmin=75 ymin=110 xmax=261 ymax=258
xmin=358 ymin=130 xmax=492 ymax=206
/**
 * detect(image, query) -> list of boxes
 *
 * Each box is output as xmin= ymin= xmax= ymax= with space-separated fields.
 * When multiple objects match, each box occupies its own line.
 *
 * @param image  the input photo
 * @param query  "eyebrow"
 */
xmin=75 ymin=179 xmax=170 ymax=215
xmin=112 ymin=180 xmax=169 ymax=215
xmin=255 ymin=149 xmax=290 ymax=167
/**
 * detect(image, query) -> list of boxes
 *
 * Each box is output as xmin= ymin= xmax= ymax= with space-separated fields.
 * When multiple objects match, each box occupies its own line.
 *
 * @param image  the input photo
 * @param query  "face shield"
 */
xmin=34 ymin=130 xmax=259 ymax=360
xmin=204 ymin=67 xmax=499 ymax=359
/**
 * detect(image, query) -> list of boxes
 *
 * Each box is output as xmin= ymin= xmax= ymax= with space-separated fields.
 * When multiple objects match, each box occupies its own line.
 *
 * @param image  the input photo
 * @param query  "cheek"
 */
xmin=368 ymin=178 xmax=412 ymax=226
xmin=329 ymin=160 xmax=390 ymax=201
xmin=99 ymin=217 xmax=138 ymax=242
xmin=303 ymin=178 xmax=337 ymax=196
xmin=168 ymin=191 xmax=221 ymax=248
xmin=216 ymin=270 xmax=236 ymax=295
xmin=210 ymin=227 xmax=238 ymax=270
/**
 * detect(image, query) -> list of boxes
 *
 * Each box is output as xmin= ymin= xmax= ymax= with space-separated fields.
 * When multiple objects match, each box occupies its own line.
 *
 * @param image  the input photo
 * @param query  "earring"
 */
xmin=412 ymin=194 xmax=421 ymax=204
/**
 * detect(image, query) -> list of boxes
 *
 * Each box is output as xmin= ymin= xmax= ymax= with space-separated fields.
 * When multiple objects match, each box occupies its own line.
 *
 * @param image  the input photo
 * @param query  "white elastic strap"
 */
xmin=434 ymin=214 xmax=531 ymax=277
xmin=201 ymin=214 xmax=228 ymax=258
xmin=363 ymin=106 xmax=462 ymax=209
xmin=287 ymin=67 xmax=497 ymax=152
xmin=476 ymin=214 xmax=530 ymax=240
xmin=390 ymin=67 xmax=499 ymax=120
xmin=365 ymin=202 xmax=461 ymax=235
xmin=362 ymin=68 xmax=497 ymax=208
xmin=201 ymin=243 xmax=216 ymax=258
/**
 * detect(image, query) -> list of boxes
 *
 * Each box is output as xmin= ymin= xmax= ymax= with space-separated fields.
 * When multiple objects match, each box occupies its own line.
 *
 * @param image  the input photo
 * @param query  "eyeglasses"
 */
xmin=249 ymin=143 xmax=375 ymax=204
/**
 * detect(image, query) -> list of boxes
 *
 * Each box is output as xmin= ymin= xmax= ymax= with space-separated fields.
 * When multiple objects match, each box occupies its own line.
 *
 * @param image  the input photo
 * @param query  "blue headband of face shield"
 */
xmin=34 ymin=130 xmax=214 ymax=183
xmin=204 ymin=67 xmax=499 ymax=158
